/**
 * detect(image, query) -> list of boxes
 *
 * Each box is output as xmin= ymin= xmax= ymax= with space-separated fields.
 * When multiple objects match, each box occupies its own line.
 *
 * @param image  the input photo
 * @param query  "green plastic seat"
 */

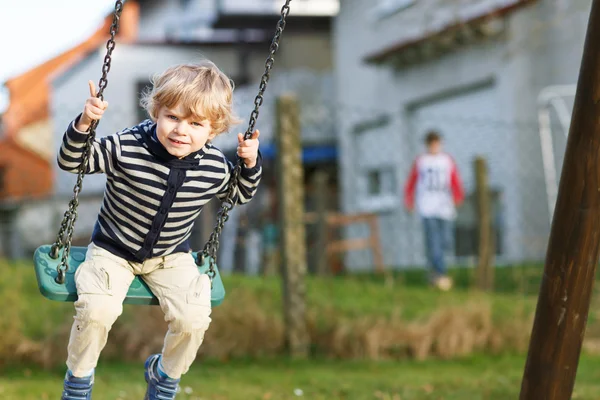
xmin=33 ymin=245 xmax=225 ymax=307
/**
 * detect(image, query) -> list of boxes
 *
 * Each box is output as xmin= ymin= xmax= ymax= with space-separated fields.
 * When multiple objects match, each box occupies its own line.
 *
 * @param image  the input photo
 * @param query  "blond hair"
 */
xmin=140 ymin=61 xmax=242 ymax=135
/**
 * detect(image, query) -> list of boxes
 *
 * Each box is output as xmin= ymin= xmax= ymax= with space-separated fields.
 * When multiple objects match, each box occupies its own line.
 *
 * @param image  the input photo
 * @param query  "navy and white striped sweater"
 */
xmin=58 ymin=117 xmax=262 ymax=262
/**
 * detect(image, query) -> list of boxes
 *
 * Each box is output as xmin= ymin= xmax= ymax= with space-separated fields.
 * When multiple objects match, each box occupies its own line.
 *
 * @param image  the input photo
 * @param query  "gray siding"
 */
xmin=137 ymin=0 xmax=216 ymax=41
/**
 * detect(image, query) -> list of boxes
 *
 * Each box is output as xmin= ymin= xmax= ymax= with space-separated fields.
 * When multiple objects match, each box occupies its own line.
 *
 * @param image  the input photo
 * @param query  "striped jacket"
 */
xmin=58 ymin=117 xmax=262 ymax=262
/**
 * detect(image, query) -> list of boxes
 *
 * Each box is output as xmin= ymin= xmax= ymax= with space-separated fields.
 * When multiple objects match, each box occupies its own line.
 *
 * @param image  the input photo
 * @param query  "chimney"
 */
xmin=118 ymin=0 xmax=140 ymax=43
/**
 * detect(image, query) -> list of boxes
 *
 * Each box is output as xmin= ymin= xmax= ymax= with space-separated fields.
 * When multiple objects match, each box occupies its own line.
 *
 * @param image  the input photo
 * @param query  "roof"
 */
xmin=211 ymin=14 xmax=332 ymax=32
xmin=1 ymin=20 xmax=110 ymax=141
xmin=363 ymin=0 xmax=537 ymax=65
xmin=1 ymin=1 xmax=139 ymax=142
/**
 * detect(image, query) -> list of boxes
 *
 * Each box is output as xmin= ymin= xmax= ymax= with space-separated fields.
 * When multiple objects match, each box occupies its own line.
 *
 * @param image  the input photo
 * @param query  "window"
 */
xmin=367 ymin=167 xmax=396 ymax=196
xmin=233 ymin=49 xmax=251 ymax=87
xmin=359 ymin=167 xmax=398 ymax=212
xmin=370 ymin=0 xmax=416 ymax=20
xmin=136 ymin=80 xmax=152 ymax=122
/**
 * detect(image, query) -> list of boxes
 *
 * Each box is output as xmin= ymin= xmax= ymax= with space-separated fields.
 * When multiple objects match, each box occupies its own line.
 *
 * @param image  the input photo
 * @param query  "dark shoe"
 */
xmin=61 ymin=370 xmax=94 ymax=400
xmin=144 ymin=354 xmax=180 ymax=400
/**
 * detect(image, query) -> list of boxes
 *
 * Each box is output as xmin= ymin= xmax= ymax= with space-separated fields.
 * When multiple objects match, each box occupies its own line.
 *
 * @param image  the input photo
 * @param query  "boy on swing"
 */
xmin=57 ymin=60 xmax=261 ymax=400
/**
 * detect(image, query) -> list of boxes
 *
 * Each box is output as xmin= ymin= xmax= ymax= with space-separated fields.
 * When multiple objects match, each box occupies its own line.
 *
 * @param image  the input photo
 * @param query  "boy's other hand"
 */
xmin=76 ymin=80 xmax=109 ymax=132
xmin=237 ymin=129 xmax=260 ymax=168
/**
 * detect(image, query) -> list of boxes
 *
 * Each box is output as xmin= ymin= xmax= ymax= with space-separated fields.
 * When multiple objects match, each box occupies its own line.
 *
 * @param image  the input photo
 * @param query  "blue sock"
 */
xmin=69 ymin=369 xmax=94 ymax=379
xmin=157 ymin=357 xmax=171 ymax=380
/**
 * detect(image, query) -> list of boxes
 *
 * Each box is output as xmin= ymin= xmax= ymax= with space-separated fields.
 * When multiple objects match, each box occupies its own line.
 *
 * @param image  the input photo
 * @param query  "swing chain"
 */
xmin=200 ymin=0 xmax=292 ymax=278
xmin=50 ymin=0 xmax=124 ymax=284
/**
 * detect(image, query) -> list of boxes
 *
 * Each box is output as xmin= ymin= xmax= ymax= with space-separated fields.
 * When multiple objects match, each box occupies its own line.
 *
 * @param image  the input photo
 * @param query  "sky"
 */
xmin=0 ymin=0 xmax=117 ymax=111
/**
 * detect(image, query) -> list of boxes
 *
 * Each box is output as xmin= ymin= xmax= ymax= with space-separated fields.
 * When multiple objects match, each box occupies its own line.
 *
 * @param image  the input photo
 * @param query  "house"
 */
xmin=333 ymin=0 xmax=590 ymax=269
xmin=0 ymin=6 xmax=140 ymax=258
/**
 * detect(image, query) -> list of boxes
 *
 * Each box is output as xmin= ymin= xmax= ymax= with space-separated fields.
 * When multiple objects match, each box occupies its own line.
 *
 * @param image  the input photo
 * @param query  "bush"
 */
xmin=3 ymin=259 xmax=597 ymax=369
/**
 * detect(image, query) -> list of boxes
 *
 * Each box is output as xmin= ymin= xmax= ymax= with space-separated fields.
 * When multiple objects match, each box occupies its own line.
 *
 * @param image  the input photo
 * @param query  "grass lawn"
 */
xmin=3 ymin=258 xmax=600 ymax=399
xmin=2 ymin=354 xmax=600 ymax=400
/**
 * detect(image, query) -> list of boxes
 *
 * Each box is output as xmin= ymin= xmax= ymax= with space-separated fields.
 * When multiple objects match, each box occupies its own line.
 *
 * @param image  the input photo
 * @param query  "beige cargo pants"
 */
xmin=66 ymin=243 xmax=212 ymax=379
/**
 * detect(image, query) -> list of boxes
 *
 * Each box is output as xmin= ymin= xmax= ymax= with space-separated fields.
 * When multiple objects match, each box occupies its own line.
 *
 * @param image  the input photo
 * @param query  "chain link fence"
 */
xmin=0 ymin=70 xmax=572 ymax=279
xmin=337 ymin=105 xmax=558 ymax=271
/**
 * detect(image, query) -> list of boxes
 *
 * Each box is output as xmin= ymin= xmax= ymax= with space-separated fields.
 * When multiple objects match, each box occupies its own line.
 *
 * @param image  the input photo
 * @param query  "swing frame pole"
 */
xmin=520 ymin=1 xmax=600 ymax=398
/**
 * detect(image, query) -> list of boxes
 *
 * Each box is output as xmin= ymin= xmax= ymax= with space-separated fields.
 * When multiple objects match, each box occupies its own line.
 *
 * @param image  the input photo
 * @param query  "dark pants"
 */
xmin=422 ymin=217 xmax=452 ymax=279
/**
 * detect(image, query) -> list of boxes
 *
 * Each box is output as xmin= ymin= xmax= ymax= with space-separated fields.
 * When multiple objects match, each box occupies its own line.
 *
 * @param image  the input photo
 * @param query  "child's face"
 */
xmin=427 ymin=140 xmax=442 ymax=154
xmin=156 ymin=104 xmax=216 ymax=159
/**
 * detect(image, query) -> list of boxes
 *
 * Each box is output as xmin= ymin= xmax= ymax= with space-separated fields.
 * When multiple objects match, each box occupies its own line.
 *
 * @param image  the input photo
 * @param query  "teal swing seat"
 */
xmin=33 ymin=0 xmax=290 ymax=307
xmin=33 ymin=245 xmax=226 ymax=307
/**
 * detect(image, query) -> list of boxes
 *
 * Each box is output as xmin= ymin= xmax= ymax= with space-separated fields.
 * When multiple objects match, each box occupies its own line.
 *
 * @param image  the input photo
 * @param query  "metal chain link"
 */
xmin=50 ymin=0 xmax=124 ymax=284
xmin=200 ymin=1 xmax=292 ymax=278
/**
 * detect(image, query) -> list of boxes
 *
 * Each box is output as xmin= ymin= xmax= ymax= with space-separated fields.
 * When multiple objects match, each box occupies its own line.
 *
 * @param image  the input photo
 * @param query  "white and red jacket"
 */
xmin=404 ymin=152 xmax=464 ymax=220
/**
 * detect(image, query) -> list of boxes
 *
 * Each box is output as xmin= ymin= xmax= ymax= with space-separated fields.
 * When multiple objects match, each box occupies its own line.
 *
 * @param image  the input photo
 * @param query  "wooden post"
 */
xmin=367 ymin=214 xmax=394 ymax=286
xmin=520 ymin=2 xmax=600 ymax=398
xmin=261 ymin=182 xmax=280 ymax=276
xmin=275 ymin=94 xmax=309 ymax=358
xmin=312 ymin=170 xmax=330 ymax=276
xmin=474 ymin=157 xmax=494 ymax=291
xmin=367 ymin=216 xmax=385 ymax=275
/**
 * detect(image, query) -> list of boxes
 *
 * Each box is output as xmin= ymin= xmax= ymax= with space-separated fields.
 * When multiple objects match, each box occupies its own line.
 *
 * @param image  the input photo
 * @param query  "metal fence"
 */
xmin=336 ymin=104 xmax=559 ymax=270
xmin=1 ymin=72 xmax=573 ymax=277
